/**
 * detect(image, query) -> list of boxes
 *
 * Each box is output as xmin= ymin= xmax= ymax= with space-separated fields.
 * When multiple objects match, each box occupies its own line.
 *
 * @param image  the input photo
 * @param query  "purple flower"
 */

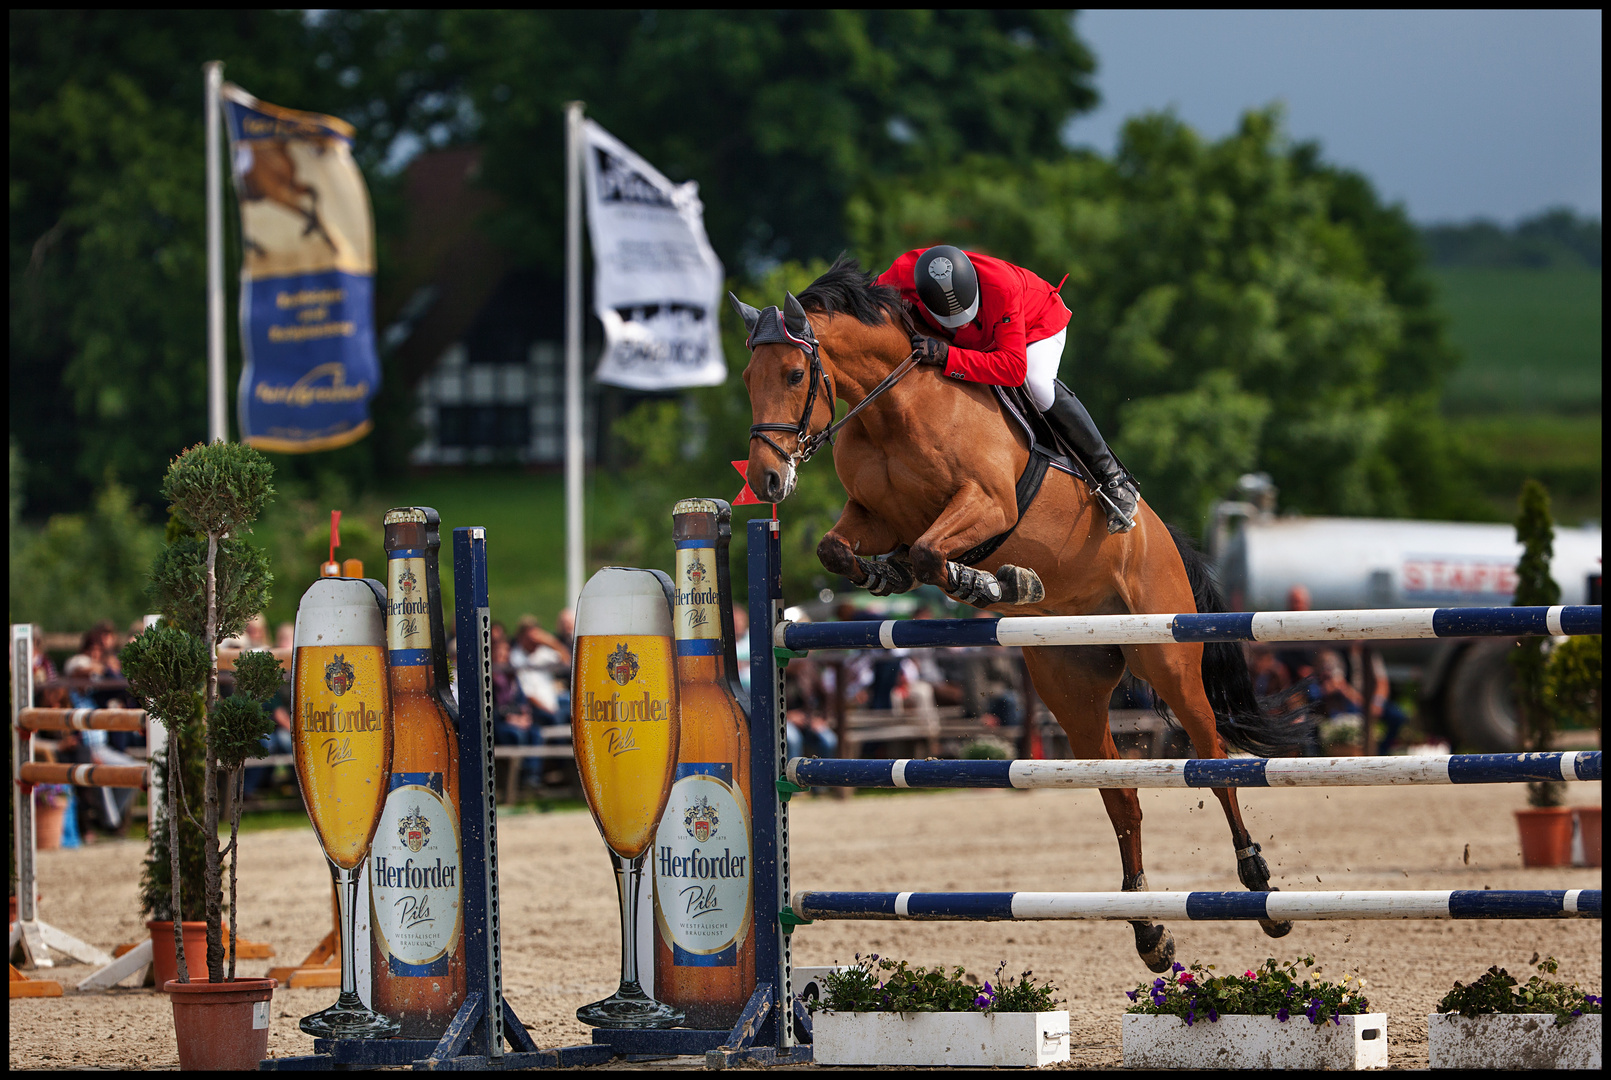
xmin=1154 ymin=978 xmax=1166 ymax=990
xmin=1207 ymin=1008 xmax=1219 ymax=1022
xmin=1184 ymin=1010 xmax=1195 ymax=1027
xmin=1126 ymin=990 xmax=1139 ymax=1002
xmin=974 ymin=994 xmax=993 ymax=1010
xmin=1172 ymin=961 xmax=1185 ymax=973
xmin=1276 ymin=1007 xmax=1290 ymax=1022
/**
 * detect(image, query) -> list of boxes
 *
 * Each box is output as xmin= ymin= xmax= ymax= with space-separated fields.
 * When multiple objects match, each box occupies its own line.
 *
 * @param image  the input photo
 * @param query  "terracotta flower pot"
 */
xmin=1575 ymin=805 xmax=1601 ymax=867
xmin=35 ymin=800 xmax=67 ymax=850
xmin=1514 ymin=806 xmax=1574 ymax=867
xmin=148 ymin=920 xmax=212 ymax=988
xmin=165 ymin=976 xmax=276 ymax=1071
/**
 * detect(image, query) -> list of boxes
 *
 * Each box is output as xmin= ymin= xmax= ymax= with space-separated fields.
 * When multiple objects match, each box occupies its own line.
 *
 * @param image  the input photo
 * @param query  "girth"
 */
xmin=952 ymin=385 xmax=1084 ymax=568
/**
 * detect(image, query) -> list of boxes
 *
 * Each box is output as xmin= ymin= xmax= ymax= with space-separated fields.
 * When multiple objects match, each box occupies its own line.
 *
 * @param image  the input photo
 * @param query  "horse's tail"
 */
xmin=1164 ymin=523 xmax=1316 ymax=757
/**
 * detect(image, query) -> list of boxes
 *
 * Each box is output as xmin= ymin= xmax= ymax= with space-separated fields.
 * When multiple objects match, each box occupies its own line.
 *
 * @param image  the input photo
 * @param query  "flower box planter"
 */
xmin=1428 ymin=1013 xmax=1600 ymax=1069
xmin=1515 ymin=806 xmax=1574 ymax=866
xmin=812 ymin=1009 xmax=1070 ymax=1067
xmin=1122 ymin=1012 xmax=1388 ymax=1070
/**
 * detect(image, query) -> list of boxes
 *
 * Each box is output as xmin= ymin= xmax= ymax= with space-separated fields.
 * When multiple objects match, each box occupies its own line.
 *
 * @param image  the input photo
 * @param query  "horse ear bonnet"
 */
xmin=743 ymin=292 xmax=817 ymax=352
xmin=728 ymin=292 xmax=763 ymax=335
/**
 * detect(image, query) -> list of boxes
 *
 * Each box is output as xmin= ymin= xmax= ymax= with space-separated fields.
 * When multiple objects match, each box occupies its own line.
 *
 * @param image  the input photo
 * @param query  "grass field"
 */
xmin=1433 ymin=266 xmax=1602 ymax=524
xmin=1433 ymin=267 xmax=1602 ymax=415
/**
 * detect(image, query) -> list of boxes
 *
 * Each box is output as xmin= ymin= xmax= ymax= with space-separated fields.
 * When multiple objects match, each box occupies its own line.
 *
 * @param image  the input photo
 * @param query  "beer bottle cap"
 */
xmin=576 ymin=568 xmax=674 ymax=638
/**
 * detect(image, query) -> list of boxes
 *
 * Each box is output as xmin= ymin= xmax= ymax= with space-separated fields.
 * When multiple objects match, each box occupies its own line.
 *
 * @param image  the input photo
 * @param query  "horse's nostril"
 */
xmin=766 ymin=471 xmax=783 ymax=500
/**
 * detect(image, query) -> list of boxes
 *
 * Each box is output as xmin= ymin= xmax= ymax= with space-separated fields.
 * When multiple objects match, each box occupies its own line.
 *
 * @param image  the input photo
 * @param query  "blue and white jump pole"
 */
xmin=776 ymin=604 xmax=1601 ymax=652
xmin=790 ymin=889 xmax=1602 ymax=923
xmin=786 ymin=750 xmax=1602 ymax=790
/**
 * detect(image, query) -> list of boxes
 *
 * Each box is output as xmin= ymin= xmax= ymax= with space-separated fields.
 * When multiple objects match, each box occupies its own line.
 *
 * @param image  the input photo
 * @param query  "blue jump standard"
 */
xmin=790 ymin=889 xmax=1602 ymax=923
xmin=777 ymin=604 xmax=1602 ymax=651
xmin=786 ymin=751 xmax=1602 ymax=790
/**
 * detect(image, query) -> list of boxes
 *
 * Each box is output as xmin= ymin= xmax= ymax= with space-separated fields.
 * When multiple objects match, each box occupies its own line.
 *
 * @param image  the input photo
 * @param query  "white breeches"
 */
xmin=1024 ymin=328 xmax=1065 ymax=411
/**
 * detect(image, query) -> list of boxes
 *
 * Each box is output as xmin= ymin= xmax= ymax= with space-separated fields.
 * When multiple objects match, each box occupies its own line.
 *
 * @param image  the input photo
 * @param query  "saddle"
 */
xmin=952 ymin=385 xmax=1086 ymax=568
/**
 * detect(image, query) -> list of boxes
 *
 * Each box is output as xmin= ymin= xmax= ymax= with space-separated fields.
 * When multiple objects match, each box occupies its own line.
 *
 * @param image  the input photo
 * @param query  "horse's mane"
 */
xmin=797 ymin=254 xmax=907 ymax=328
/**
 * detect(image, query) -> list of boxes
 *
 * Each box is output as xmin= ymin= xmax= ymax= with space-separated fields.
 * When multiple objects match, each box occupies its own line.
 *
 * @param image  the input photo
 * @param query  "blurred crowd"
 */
xmin=25 ymin=580 xmax=1413 ymax=842
xmin=1245 ymin=585 xmax=1411 ymax=756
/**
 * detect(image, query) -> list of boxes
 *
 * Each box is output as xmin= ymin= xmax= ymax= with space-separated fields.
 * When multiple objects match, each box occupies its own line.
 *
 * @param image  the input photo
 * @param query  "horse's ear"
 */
xmin=783 ymin=291 xmax=814 ymax=339
xmin=727 ymin=292 xmax=762 ymax=335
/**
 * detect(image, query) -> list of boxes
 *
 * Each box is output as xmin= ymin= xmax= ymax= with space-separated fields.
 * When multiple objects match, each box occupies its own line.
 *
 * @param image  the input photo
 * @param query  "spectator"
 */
xmin=785 ymin=707 xmax=840 ymax=761
xmin=60 ymin=627 xmax=137 ymax=836
xmin=275 ymin=621 xmax=295 ymax=651
xmin=490 ymin=637 xmax=544 ymax=787
xmin=1273 ymin=585 xmax=1319 ymax=683
xmin=30 ymin=625 xmax=69 ymax=710
xmin=63 ymin=630 xmax=113 ymax=710
xmin=510 ymin=615 xmax=570 ymax=719
xmin=554 ymin=607 xmax=576 ymax=653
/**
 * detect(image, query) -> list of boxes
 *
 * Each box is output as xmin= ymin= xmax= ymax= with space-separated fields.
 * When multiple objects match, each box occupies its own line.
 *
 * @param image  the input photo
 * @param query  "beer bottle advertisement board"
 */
xmin=370 ymin=507 xmax=466 ymax=1037
xmin=653 ymin=498 xmax=755 ymax=1029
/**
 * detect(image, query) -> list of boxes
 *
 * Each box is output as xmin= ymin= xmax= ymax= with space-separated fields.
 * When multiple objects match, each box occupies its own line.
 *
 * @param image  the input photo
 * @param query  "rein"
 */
xmin=748 ymin=304 xmax=923 ymax=469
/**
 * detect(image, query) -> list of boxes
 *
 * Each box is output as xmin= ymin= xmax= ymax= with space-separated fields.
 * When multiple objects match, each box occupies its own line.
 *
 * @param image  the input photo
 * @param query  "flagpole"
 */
xmin=564 ymin=101 xmax=586 ymax=609
xmin=204 ymin=61 xmax=227 ymax=444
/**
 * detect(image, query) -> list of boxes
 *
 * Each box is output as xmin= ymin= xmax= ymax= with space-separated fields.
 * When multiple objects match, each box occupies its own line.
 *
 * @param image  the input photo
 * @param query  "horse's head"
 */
xmin=731 ymin=290 xmax=836 ymax=503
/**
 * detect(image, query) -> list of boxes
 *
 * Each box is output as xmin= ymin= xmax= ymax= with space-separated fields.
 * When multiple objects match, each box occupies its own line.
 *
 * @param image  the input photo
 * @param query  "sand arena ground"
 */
xmin=9 ymin=779 xmax=1600 ymax=1069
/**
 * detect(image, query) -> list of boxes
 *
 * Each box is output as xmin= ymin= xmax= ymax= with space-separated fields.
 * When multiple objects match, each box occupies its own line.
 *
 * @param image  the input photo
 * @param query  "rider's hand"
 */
xmin=910 ymin=335 xmax=949 ymax=367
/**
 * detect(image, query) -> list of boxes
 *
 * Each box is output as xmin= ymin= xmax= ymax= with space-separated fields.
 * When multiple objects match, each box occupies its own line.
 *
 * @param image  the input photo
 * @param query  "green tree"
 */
xmin=126 ymin=441 xmax=277 ymax=983
xmin=1511 ymin=478 xmax=1562 ymax=807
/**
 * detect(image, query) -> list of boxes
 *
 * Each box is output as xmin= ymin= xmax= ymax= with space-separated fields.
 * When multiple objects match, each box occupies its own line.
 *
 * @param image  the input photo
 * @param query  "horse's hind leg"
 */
xmin=1124 ymin=641 xmax=1292 ymax=939
xmin=1024 ymin=645 xmax=1176 ymax=973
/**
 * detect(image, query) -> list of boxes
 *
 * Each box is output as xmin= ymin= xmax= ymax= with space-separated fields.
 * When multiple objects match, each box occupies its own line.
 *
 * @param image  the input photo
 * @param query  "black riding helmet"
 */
xmin=914 ymin=245 xmax=980 ymax=329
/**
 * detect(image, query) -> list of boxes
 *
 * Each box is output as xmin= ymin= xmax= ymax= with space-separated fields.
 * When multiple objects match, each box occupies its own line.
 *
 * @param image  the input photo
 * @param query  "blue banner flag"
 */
xmin=222 ymin=83 xmax=379 ymax=452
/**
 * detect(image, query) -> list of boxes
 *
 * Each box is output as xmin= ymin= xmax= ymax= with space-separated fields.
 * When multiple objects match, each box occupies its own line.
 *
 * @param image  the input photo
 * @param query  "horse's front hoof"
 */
xmin=1259 ymin=918 xmax=1293 ymax=938
xmin=1132 ymin=921 xmax=1176 ymax=972
xmin=994 ymin=564 xmax=1045 ymax=605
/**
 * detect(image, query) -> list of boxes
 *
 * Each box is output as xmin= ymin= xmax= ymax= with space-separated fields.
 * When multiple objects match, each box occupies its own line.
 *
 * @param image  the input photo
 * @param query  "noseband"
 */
xmin=746 ymin=306 xmax=836 ymax=468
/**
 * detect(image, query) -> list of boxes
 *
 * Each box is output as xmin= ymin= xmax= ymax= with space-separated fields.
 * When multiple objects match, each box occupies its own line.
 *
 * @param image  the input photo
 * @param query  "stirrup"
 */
xmin=1095 ymin=478 xmax=1139 ymax=534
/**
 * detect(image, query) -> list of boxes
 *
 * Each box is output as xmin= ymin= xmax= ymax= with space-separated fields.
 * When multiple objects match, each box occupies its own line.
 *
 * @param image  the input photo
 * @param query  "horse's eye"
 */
xmin=788 ymin=369 xmax=805 ymax=386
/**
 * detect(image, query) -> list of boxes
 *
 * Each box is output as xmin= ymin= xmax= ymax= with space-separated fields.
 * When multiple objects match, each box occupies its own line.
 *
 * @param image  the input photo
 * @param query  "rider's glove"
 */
xmin=910 ymin=335 xmax=949 ymax=367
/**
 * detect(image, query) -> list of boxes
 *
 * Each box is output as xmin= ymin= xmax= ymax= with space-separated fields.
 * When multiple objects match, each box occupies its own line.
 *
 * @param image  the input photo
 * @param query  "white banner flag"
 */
xmin=583 ymin=120 xmax=726 ymax=389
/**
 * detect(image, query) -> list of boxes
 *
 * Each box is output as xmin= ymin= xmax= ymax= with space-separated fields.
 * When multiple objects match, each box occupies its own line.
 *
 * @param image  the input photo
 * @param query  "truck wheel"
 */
xmin=1445 ymin=640 xmax=1519 ymax=752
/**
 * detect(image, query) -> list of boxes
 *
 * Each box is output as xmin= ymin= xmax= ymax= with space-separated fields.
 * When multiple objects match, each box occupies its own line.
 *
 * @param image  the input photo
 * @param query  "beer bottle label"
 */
xmin=386 ymin=552 xmax=433 ymax=667
xmin=674 ymin=543 xmax=722 ymax=656
xmin=371 ymin=771 xmax=462 ymax=974
xmin=653 ymin=762 xmax=752 ymax=965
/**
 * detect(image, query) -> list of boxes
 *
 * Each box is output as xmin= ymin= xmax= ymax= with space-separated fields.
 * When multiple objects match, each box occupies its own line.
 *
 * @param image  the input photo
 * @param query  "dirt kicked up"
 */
xmin=9 ymin=779 xmax=1600 ymax=1070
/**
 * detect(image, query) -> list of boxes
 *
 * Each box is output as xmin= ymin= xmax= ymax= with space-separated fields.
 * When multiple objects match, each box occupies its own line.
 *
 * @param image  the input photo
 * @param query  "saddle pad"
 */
xmin=952 ymin=387 xmax=1086 ymax=568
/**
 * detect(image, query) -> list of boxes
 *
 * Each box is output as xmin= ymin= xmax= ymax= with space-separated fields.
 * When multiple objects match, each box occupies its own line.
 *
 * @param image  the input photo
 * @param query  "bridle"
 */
xmin=745 ymin=306 xmax=837 ymax=468
xmin=744 ymin=301 xmax=922 ymax=471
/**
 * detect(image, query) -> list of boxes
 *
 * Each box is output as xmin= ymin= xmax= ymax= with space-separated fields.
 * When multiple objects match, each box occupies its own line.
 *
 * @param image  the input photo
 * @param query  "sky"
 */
xmin=1066 ymin=10 xmax=1602 ymax=225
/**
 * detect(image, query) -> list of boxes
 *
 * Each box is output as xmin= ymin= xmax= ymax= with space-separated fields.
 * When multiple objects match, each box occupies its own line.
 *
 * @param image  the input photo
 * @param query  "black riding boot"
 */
xmin=1043 ymin=380 xmax=1139 ymax=533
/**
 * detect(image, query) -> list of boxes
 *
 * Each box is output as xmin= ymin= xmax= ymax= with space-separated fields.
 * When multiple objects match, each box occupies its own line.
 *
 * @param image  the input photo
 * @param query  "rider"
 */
xmin=876 ymin=245 xmax=1140 ymax=533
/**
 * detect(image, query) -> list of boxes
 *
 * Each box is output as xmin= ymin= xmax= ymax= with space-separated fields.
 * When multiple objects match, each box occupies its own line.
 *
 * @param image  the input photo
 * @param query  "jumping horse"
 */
xmin=732 ymin=257 xmax=1309 ymax=972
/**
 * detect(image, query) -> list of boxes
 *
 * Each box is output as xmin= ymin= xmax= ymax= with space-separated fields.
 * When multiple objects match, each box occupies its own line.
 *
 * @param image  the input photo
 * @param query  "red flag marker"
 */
xmin=329 ymin=510 xmax=342 ymax=564
xmin=731 ymin=460 xmax=762 ymax=505
xmin=731 ymin=460 xmax=777 ymax=519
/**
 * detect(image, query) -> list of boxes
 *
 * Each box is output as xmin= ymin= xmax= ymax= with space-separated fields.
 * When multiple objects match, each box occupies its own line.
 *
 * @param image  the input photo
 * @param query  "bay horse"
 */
xmin=733 ymin=257 xmax=1309 ymax=972
xmin=236 ymin=138 xmax=338 ymax=257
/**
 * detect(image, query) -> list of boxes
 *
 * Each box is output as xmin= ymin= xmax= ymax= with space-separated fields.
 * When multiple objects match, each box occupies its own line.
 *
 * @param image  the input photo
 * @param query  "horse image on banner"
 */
xmin=222 ymin=82 xmax=379 ymax=453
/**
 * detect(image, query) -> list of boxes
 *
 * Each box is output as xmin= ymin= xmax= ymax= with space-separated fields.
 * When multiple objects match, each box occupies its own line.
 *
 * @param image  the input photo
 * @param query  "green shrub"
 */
xmin=810 ymin=954 xmax=1061 ymax=1014
xmin=1438 ymin=957 xmax=1602 ymax=1027
xmin=1126 ymin=956 xmax=1370 ymax=1027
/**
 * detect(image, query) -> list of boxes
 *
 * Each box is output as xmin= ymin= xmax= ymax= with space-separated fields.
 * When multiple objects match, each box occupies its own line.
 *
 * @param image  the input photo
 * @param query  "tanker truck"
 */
xmin=1209 ymin=475 xmax=1602 ymax=752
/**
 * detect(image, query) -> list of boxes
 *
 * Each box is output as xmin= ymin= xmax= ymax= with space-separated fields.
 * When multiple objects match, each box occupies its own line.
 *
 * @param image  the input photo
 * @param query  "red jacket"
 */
xmin=876 ymin=248 xmax=1071 ymax=386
